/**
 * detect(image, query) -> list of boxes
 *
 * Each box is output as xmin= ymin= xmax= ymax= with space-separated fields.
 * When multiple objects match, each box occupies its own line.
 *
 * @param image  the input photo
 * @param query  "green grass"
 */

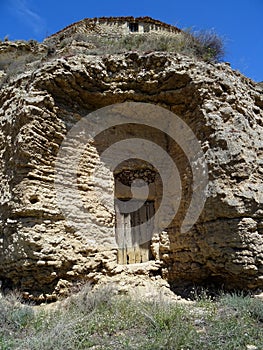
xmin=0 ymin=285 xmax=262 ymax=350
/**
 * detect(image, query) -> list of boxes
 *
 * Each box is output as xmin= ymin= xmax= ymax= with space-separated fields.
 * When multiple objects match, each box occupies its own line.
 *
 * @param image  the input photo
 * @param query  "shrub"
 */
xmin=192 ymin=29 xmax=225 ymax=62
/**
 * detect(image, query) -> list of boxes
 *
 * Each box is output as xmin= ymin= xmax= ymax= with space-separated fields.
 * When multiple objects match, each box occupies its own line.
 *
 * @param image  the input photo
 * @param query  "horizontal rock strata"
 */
xmin=0 ymin=45 xmax=262 ymax=298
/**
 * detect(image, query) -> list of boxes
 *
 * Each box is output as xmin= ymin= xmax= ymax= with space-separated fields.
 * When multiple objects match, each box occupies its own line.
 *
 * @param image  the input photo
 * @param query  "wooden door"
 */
xmin=116 ymin=201 xmax=154 ymax=264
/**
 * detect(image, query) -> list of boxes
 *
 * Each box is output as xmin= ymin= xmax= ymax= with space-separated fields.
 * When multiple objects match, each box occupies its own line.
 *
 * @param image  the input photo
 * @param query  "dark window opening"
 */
xmin=29 ymin=196 xmax=39 ymax=204
xmin=129 ymin=22 xmax=139 ymax=33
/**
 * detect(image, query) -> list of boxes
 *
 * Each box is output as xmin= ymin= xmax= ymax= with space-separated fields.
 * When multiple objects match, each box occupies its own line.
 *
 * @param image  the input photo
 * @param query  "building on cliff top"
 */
xmin=45 ymin=16 xmax=181 ymax=43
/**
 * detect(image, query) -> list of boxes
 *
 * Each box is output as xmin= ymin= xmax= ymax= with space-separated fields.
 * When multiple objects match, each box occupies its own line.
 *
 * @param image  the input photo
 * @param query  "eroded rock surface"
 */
xmin=0 ymin=39 xmax=262 ymax=299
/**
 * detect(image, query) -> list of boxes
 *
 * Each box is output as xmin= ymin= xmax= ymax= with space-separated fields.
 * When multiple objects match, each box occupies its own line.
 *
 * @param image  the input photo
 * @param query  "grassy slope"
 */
xmin=0 ymin=285 xmax=262 ymax=350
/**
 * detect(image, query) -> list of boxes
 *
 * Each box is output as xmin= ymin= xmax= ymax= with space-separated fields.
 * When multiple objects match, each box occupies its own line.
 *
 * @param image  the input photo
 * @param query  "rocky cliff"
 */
xmin=0 ymin=20 xmax=262 ymax=300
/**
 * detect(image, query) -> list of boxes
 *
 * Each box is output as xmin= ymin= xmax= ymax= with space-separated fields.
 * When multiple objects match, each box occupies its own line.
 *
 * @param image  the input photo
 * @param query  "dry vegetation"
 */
xmin=55 ymin=29 xmax=225 ymax=62
xmin=0 ymin=28 xmax=225 ymax=88
xmin=0 ymin=284 xmax=262 ymax=349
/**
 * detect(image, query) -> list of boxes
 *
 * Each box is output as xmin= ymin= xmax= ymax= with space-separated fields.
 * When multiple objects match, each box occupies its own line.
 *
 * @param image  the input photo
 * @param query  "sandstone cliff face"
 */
xmin=0 ymin=40 xmax=262 ymax=298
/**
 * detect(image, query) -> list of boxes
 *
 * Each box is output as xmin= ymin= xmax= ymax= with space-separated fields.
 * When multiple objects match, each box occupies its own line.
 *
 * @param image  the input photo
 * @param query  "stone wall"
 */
xmin=44 ymin=16 xmax=181 ymax=46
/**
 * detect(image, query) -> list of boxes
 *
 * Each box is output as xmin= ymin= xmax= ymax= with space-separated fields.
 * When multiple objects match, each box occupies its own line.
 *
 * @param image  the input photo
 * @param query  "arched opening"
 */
xmin=90 ymin=120 xmax=192 ymax=267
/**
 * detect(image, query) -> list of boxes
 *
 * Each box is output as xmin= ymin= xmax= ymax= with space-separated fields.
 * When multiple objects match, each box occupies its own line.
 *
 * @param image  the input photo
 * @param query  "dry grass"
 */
xmin=0 ymin=284 xmax=262 ymax=349
xmin=57 ymin=29 xmax=225 ymax=62
xmin=0 ymin=27 xmax=225 ymax=88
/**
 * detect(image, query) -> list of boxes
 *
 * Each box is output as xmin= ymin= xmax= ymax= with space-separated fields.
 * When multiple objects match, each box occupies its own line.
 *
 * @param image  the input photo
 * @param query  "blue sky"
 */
xmin=0 ymin=0 xmax=262 ymax=82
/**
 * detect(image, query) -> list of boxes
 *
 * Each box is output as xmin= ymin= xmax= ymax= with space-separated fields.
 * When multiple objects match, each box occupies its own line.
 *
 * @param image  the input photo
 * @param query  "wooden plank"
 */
xmin=115 ymin=204 xmax=128 ymax=264
xmin=115 ymin=205 xmax=123 ymax=264
xmin=127 ymin=247 xmax=135 ymax=264
xmin=139 ymin=204 xmax=146 ymax=262
xmin=117 ymin=249 xmax=124 ymax=265
xmin=127 ymin=211 xmax=135 ymax=264
xmin=133 ymin=208 xmax=142 ymax=263
xmin=141 ymin=201 xmax=154 ymax=262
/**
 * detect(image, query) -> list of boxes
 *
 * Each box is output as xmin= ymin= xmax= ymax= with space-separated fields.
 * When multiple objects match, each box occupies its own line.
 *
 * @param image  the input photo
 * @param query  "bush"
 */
xmin=192 ymin=29 xmax=225 ymax=62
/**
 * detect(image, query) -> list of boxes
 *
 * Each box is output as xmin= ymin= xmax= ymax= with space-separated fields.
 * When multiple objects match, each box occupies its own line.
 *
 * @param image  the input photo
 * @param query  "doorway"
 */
xmin=115 ymin=200 xmax=154 ymax=264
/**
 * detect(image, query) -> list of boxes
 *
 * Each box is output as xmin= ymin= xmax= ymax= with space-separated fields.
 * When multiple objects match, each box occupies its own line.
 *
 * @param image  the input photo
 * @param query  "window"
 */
xmin=129 ymin=22 xmax=139 ymax=33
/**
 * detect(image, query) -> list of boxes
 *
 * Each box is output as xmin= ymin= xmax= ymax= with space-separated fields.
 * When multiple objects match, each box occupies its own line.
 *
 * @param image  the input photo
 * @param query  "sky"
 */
xmin=0 ymin=0 xmax=262 ymax=82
